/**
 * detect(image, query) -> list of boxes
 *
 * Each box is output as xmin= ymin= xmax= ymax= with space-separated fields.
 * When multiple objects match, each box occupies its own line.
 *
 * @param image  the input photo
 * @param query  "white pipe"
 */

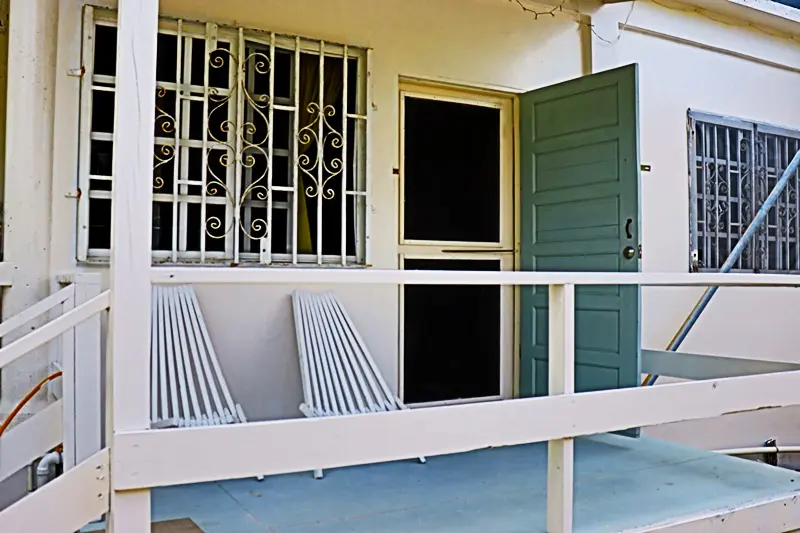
xmin=714 ymin=446 xmax=800 ymax=456
xmin=36 ymin=451 xmax=61 ymax=488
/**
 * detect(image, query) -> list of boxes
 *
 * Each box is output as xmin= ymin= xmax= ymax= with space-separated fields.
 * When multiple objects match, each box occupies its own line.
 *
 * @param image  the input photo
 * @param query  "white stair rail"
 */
xmin=0 ymin=448 xmax=109 ymax=533
xmin=0 ymin=288 xmax=109 ymax=485
xmin=292 ymin=290 xmax=426 ymax=479
xmin=150 ymin=285 xmax=246 ymax=429
xmin=0 ymin=401 xmax=62 ymax=483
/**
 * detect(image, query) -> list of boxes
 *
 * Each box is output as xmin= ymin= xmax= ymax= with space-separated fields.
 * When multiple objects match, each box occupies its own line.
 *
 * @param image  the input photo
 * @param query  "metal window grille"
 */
xmin=688 ymin=110 xmax=800 ymax=273
xmin=78 ymin=9 xmax=370 ymax=266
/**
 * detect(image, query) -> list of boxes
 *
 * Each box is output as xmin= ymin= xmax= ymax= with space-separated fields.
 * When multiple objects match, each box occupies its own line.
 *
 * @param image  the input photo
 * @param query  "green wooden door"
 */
xmin=519 ymin=64 xmax=641 ymax=399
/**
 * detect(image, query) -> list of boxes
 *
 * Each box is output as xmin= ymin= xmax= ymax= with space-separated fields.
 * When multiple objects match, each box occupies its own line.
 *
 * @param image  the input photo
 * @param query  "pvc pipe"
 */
xmin=647 ymin=148 xmax=800 ymax=387
xmin=714 ymin=446 xmax=800 ymax=456
xmin=36 ymin=451 xmax=61 ymax=488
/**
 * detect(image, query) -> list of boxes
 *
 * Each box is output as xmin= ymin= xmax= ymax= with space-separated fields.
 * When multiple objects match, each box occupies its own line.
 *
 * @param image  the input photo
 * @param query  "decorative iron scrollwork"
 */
xmin=297 ymin=102 xmax=344 ymax=201
xmin=204 ymin=47 xmax=272 ymax=242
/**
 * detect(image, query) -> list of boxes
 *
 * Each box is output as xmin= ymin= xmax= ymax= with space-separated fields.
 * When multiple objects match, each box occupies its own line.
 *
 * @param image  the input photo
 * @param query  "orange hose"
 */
xmin=0 ymin=371 xmax=62 ymax=437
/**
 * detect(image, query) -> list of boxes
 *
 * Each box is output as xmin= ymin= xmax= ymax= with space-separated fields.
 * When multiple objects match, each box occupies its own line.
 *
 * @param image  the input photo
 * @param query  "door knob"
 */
xmin=622 ymin=246 xmax=636 ymax=260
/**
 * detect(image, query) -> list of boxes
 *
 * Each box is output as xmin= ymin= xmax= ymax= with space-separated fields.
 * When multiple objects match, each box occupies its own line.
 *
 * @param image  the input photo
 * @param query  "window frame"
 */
xmin=688 ymin=109 xmax=800 ymax=273
xmin=77 ymin=7 xmax=372 ymax=267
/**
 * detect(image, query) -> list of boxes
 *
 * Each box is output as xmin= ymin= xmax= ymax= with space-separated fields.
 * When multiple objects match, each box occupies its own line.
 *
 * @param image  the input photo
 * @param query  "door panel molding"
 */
xmin=518 ymin=64 xmax=642 ymax=403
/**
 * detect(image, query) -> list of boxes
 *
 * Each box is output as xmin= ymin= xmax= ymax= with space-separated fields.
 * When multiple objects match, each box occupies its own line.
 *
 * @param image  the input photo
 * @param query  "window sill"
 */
xmin=80 ymin=258 xmax=370 ymax=269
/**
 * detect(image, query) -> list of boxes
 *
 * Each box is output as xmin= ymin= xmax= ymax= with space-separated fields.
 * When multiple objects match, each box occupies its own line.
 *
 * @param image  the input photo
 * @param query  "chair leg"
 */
xmin=313 ymin=469 xmax=324 ymax=479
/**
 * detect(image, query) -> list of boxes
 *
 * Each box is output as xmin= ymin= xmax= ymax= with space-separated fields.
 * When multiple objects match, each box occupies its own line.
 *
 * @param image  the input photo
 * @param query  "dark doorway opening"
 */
xmin=402 ymin=97 xmax=500 ymax=243
xmin=403 ymin=259 xmax=501 ymax=404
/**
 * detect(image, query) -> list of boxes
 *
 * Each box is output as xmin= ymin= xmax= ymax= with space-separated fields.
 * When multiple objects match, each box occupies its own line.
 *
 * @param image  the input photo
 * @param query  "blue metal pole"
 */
xmin=646 ymin=148 xmax=800 ymax=387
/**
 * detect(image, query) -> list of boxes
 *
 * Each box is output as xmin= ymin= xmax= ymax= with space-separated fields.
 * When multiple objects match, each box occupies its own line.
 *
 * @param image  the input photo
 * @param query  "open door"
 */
xmin=519 ymin=64 xmax=642 ymax=400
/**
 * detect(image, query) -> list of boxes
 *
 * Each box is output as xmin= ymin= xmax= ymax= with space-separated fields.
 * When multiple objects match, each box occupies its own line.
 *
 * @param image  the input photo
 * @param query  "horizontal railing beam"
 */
xmin=642 ymin=349 xmax=800 ymax=380
xmin=0 ymin=448 xmax=109 ymax=533
xmin=0 ymin=284 xmax=75 ymax=340
xmin=152 ymin=267 xmax=800 ymax=287
xmin=637 ymin=493 xmax=800 ymax=532
xmin=112 ymin=368 xmax=800 ymax=490
xmin=0 ymin=291 xmax=110 ymax=370
xmin=0 ymin=400 xmax=63 ymax=483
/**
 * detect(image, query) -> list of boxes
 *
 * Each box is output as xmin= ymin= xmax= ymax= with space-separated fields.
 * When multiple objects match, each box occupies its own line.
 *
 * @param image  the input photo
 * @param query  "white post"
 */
xmin=107 ymin=0 xmax=158 ymax=531
xmin=73 ymin=274 xmax=102 ymax=465
xmin=60 ymin=280 xmax=76 ymax=469
xmin=547 ymin=284 xmax=575 ymax=533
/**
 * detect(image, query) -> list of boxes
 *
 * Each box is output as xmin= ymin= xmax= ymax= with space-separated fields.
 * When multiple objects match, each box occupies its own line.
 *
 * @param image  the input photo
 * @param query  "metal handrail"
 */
xmin=645 ymin=148 xmax=800 ymax=386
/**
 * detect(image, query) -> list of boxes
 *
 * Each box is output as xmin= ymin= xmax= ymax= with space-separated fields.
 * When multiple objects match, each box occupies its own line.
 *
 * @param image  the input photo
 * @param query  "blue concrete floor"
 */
xmin=88 ymin=434 xmax=800 ymax=532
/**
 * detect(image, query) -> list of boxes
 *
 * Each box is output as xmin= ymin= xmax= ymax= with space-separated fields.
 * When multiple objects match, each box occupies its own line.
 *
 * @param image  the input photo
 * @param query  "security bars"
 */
xmin=689 ymin=110 xmax=800 ymax=272
xmin=79 ymin=10 xmax=369 ymax=266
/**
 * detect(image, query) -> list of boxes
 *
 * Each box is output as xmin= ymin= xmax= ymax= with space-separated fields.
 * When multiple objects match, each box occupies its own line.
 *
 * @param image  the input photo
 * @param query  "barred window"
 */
xmin=689 ymin=110 xmax=800 ymax=272
xmin=79 ymin=10 xmax=370 ymax=266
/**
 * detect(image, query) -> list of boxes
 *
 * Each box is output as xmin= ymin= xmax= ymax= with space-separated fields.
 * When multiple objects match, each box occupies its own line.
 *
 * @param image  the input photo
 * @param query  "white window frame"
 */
xmin=77 ymin=7 xmax=372 ymax=266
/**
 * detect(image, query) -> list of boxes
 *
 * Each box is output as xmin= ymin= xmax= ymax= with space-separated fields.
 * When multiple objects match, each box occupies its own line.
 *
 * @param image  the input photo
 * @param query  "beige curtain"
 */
xmin=296 ymin=57 xmax=344 ymax=254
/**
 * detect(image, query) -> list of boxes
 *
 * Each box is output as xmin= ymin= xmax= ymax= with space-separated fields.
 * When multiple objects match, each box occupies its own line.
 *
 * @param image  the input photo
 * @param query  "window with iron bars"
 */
xmin=689 ymin=110 xmax=800 ymax=272
xmin=79 ymin=10 xmax=370 ymax=266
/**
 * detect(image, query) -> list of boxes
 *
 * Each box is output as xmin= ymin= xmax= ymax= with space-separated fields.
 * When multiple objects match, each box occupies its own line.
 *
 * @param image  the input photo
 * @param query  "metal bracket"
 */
xmin=690 ymin=249 xmax=699 ymax=272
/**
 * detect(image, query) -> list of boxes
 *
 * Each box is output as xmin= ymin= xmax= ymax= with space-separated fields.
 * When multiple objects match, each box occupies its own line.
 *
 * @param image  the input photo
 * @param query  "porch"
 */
xmin=2 ymin=0 xmax=800 ymax=531
xmin=84 ymin=434 xmax=800 ymax=533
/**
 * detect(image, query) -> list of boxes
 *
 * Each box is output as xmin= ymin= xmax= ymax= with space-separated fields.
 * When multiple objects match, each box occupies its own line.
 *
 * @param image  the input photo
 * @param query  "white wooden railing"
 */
xmin=111 ymin=268 xmax=800 ymax=533
xmin=6 ymin=269 xmax=800 ymax=532
xmin=0 ymin=277 xmax=110 ymax=530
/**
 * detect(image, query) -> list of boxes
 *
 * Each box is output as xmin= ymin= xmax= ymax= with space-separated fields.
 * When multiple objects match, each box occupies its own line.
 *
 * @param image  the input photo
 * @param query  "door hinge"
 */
xmin=638 ymin=244 xmax=642 ymax=259
xmin=67 ymin=66 xmax=86 ymax=78
xmin=690 ymin=249 xmax=699 ymax=272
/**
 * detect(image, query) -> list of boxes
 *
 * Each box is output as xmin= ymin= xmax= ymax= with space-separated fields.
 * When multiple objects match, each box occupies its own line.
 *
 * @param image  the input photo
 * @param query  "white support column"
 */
xmin=546 ymin=284 xmax=575 ymax=533
xmin=107 ymin=0 xmax=159 ymax=531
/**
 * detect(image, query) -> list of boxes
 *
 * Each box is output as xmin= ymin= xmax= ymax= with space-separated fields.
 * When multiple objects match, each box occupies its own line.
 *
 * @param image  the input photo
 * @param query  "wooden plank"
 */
xmin=151 ymin=267 xmax=800 ymax=287
xmin=61 ymin=286 xmax=77 ymax=469
xmin=0 ymin=448 xmax=109 ymax=533
xmin=0 ymin=284 xmax=74 ymax=340
xmin=642 ymin=349 xmax=800 ymax=380
xmin=0 ymin=291 xmax=110 ymax=369
xmin=111 ymin=367 xmax=800 ymax=490
xmin=547 ymin=285 xmax=574 ymax=533
xmin=74 ymin=275 xmax=103 ymax=466
xmin=638 ymin=493 xmax=800 ymax=532
xmin=106 ymin=0 xmax=159 ymax=530
xmin=0 ymin=400 xmax=63 ymax=483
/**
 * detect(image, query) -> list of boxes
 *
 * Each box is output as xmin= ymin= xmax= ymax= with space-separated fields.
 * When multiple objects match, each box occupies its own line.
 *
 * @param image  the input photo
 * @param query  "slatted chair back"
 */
xmin=150 ymin=285 xmax=246 ymax=429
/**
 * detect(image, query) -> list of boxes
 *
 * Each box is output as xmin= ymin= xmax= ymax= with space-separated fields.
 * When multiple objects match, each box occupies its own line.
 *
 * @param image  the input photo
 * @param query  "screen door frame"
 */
xmin=397 ymin=79 xmax=517 ymax=408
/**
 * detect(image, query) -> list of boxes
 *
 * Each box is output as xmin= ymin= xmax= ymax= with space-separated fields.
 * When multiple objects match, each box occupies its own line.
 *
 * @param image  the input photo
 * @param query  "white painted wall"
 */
xmin=1 ymin=0 xmax=59 ymax=419
xmin=590 ymin=0 xmax=800 ymax=449
xmin=4 ymin=0 xmax=800 ymax=452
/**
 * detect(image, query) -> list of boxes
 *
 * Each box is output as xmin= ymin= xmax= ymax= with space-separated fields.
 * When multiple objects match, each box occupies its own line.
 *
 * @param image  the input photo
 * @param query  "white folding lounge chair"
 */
xmin=150 ymin=285 xmax=247 ymax=429
xmin=291 ymin=290 xmax=426 ymax=479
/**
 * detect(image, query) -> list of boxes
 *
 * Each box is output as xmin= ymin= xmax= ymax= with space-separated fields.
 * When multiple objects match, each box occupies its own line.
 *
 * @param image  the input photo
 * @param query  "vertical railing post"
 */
xmin=73 ymin=274 xmax=102 ymax=466
xmin=57 ymin=273 xmax=102 ymax=471
xmin=107 ymin=0 xmax=159 ymax=531
xmin=547 ymin=283 xmax=575 ymax=533
xmin=58 ymin=280 xmax=77 ymax=470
